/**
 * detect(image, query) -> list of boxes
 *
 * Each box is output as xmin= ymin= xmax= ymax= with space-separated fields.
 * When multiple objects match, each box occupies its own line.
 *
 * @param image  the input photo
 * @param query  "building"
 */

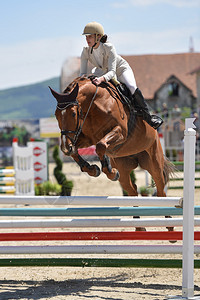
xmin=190 ymin=65 xmax=200 ymax=109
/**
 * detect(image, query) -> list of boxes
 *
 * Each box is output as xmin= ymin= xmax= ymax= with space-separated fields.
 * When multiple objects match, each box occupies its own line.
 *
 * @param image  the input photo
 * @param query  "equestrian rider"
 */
xmin=80 ymin=22 xmax=163 ymax=130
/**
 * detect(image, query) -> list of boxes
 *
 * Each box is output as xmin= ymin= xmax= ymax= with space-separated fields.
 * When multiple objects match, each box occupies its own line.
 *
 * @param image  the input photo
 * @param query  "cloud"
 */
xmin=110 ymin=27 xmax=200 ymax=55
xmin=0 ymin=25 xmax=199 ymax=90
xmin=0 ymin=36 xmax=85 ymax=90
xmin=112 ymin=0 xmax=200 ymax=8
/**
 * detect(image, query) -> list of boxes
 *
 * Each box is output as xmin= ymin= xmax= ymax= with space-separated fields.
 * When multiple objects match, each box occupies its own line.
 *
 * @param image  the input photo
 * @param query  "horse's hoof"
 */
xmin=166 ymin=226 xmax=177 ymax=243
xmin=169 ymin=240 xmax=177 ymax=244
xmin=166 ymin=226 xmax=174 ymax=231
xmin=135 ymin=227 xmax=146 ymax=232
xmin=91 ymin=164 xmax=101 ymax=177
xmin=112 ymin=170 xmax=120 ymax=181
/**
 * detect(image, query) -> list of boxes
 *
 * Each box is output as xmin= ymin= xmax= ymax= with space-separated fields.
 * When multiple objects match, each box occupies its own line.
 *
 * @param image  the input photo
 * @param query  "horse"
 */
xmin=49 ymin=76 xmax=175 ymax=197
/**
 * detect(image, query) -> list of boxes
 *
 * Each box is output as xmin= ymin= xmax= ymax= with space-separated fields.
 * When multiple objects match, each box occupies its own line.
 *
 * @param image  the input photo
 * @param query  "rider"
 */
xmin=80 ymin=21 xmax=163 ymax=130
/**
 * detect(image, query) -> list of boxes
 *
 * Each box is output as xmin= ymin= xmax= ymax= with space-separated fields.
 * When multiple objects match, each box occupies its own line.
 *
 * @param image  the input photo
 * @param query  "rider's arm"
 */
xmin=80 ymin=48 xmax=89 ymax=76
xmin=103 ymin=43 xmax=117 ymax=82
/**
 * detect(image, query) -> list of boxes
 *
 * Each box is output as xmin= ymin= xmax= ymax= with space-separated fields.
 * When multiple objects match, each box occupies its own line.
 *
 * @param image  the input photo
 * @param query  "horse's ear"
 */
xmin=48 ymin=86 xmax=66 ymax=102
xmin=68 ymin=83 xmax=79 ymax=101
xmin=49 ymin=83 xmax=79 ymax=103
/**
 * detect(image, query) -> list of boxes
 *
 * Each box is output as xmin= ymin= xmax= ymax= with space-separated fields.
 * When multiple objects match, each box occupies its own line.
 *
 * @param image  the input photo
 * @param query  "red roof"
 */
xmin=122 ymin=53 xmax=200 ymax=99
xmin=190 ymin=65 xmax=200 ymax=74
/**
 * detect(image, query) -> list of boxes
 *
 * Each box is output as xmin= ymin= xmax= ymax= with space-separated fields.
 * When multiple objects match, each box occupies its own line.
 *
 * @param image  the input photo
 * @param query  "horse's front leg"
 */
xmin=71 ymin=153 xmax=101 ymax=177
xmin=95 ymin=125 xmax=126 ymax=181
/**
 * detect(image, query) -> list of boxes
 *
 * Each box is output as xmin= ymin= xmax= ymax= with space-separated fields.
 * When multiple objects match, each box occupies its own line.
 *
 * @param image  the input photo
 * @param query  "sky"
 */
xmin=0 ymin=0 xmax=200 ymax=90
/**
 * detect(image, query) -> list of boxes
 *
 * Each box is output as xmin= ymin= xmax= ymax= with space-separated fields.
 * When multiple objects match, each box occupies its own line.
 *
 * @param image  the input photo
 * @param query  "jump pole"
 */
xmin=182 ymin=119 xmax=199 ymax=299
xmin=0 ymin=195 xmax=182 ymax=206
xmin=169 ymin=118 xmax=200 ymax=300
xmin=0 ymin=245 xmax=200 ymax=255
xmin=0 ymin=217 xmax=200 ymax=228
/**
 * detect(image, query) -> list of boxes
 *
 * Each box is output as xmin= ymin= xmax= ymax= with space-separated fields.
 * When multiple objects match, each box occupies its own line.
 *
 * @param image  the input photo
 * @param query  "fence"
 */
xmin=0 ymin=167 xmax=15 ymax=194
xmin=12 ymin=140 xmax=35 ymax=195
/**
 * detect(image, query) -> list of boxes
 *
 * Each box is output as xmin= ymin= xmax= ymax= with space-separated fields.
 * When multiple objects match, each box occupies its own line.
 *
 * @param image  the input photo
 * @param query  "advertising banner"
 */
xmin=28 ymin=141 xmax=48 ymax=184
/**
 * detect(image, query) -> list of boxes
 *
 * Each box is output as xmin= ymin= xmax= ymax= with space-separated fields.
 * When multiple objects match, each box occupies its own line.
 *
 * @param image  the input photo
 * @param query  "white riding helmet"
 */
xmin=82 ymin=22 xmax=104 ymax=37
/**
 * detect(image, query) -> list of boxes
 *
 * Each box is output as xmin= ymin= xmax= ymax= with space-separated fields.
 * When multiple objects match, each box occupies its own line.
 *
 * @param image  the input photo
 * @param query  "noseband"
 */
xmin=58 ymin=86 xmax=98 ymax=146
xmin=57 ymin=100 xmax=81 ymax=146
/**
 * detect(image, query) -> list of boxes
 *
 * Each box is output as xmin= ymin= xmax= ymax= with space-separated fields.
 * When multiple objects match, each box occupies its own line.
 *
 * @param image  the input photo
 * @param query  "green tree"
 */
xmin=181 ymin=107 xmax=191 ymax=120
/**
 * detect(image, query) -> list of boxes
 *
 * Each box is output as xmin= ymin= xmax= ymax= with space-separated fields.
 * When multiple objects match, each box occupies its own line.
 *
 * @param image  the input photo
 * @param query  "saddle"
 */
xmin=88 ymin=75 xmax=136 ymax=135
xmin=110 ymin=78 xmax=133 ymax=109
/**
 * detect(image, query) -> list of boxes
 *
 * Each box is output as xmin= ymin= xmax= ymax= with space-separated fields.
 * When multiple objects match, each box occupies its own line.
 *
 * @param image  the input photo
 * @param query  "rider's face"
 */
xmin=85 ymin=34 xmax=96 ymax=47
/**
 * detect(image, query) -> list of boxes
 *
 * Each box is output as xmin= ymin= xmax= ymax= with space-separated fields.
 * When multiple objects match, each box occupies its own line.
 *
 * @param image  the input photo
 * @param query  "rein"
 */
xmin=60 ymin=86 xmax=98 ymax=146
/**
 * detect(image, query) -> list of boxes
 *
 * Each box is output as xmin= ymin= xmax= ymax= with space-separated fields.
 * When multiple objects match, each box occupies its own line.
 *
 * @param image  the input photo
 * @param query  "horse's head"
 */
xmin=49 ymin=83 xmax=80 ymax=155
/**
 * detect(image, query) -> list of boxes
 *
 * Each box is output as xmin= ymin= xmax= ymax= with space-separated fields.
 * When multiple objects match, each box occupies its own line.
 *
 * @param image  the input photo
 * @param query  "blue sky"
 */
xmin=0 ymin=0 xmax=199 ymax=90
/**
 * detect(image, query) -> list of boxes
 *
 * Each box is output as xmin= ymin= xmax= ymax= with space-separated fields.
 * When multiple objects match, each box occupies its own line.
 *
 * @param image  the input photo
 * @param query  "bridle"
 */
xmin=57 ymin=86 xmax=98 ymax=147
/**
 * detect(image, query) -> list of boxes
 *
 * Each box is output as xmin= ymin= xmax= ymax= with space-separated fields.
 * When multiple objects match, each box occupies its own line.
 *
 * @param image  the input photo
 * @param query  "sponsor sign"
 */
xmin=28 ymin=141 xmax=48 ymax=183
xmin=40 ymin=118 xmax=60 ymax=138
xmin=35 ymin=176 xmax=43 ymax=185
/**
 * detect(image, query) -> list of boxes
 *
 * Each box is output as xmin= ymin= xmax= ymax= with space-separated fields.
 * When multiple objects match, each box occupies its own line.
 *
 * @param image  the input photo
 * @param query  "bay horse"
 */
xmin=49 ymin=76 xmax=175 ymax=197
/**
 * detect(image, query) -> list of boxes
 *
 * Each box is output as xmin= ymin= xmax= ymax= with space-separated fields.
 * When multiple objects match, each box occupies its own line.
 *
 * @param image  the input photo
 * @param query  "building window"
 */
xmin=168 ymin=82 xmax=179 ymax=96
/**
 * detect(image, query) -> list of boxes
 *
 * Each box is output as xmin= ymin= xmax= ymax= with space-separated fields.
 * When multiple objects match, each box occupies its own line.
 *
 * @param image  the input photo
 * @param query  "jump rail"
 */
xmin=0 ymin=195 xmax=183 ymax=207
xmin=0 ymin=258 xmax=199 ymax=269
xmin=0 ymin=218 xmax=200 ymax=228
xmin=0 ymin=206 xmax=199 ymax=216
xmin=0 ymin=167 xmax=15 ymax=194
xmin=0 ymin=245 xmax=200 ymax=255
xmin=0 ymin=231 xmax=199 ymax=241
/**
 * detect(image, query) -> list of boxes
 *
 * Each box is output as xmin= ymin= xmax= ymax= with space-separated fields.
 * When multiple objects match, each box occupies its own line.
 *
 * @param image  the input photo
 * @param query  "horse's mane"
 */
xmin=63 ymin=76 xmax=89 ymax=93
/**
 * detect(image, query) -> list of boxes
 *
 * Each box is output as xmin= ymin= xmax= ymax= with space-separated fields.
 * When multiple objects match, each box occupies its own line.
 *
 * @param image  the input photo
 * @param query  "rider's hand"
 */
xmin=92 ymin=76 xmax=105 ymax=86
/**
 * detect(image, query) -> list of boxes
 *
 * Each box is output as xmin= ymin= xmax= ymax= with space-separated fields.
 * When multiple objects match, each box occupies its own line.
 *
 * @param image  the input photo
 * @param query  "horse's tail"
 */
xmin=163 ymin=156 xmax=177 ymax=185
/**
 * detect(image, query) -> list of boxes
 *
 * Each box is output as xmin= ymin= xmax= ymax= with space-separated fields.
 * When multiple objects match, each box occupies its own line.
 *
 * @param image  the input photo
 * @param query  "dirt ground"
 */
xmin=0 ymin=161 xmax=199 ymax=300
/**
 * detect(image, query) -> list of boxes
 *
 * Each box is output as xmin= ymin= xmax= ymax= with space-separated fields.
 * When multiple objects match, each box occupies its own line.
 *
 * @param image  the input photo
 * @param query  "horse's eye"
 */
xmin=72 ymin=112 xmax=76 ymax=118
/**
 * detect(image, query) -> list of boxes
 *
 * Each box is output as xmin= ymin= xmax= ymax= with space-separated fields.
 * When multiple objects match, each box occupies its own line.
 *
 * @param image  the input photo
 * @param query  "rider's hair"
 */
xmin=100 ymin=34 xmax=108 ymax=43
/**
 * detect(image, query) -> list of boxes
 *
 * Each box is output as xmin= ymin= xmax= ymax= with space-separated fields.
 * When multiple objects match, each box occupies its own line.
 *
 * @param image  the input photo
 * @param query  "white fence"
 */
xmin=13 ymin=140 xmax=35 ymax=195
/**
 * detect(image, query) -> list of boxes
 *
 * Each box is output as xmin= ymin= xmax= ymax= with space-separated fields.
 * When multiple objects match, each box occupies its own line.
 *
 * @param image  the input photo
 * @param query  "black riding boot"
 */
xmin=132 ymin=88 xmax=163 ymax=129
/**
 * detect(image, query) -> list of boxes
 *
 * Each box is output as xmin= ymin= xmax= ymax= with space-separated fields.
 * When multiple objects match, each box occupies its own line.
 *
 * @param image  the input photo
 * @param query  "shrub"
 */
xmin=35 ymin=181 xmax=61 ymax=195
xmin=53 ymin=145 xmax=73 ymax=196
xmin=139 ymin=185 xmax=152 ymax=196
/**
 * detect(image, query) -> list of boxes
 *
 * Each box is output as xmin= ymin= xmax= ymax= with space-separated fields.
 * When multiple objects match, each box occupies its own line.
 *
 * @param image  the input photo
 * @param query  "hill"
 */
xmin=0 ymin=77 xmax=60 ymax=120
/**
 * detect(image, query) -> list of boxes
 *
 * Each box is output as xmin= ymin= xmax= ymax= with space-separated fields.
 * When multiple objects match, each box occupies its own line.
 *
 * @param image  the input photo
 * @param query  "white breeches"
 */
xmin=118 ymin=69 xmax=137 ymax=94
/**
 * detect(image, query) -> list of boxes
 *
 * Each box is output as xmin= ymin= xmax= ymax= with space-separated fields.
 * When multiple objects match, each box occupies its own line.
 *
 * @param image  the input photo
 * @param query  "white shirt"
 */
xmin=92 ymin=46 xmax=103 ymax=69
xmin=80 ymin=42 xmax=131 ymax=82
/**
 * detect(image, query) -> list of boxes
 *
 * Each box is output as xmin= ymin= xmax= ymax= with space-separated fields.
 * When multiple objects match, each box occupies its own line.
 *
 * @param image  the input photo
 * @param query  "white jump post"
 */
xmin=182 ymin=118 xmax=198 ymax=299
xmin=168 ymin=118 xmax=199 ymax=300
xmin=12 ymin=139 xmax=35 ymax=195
